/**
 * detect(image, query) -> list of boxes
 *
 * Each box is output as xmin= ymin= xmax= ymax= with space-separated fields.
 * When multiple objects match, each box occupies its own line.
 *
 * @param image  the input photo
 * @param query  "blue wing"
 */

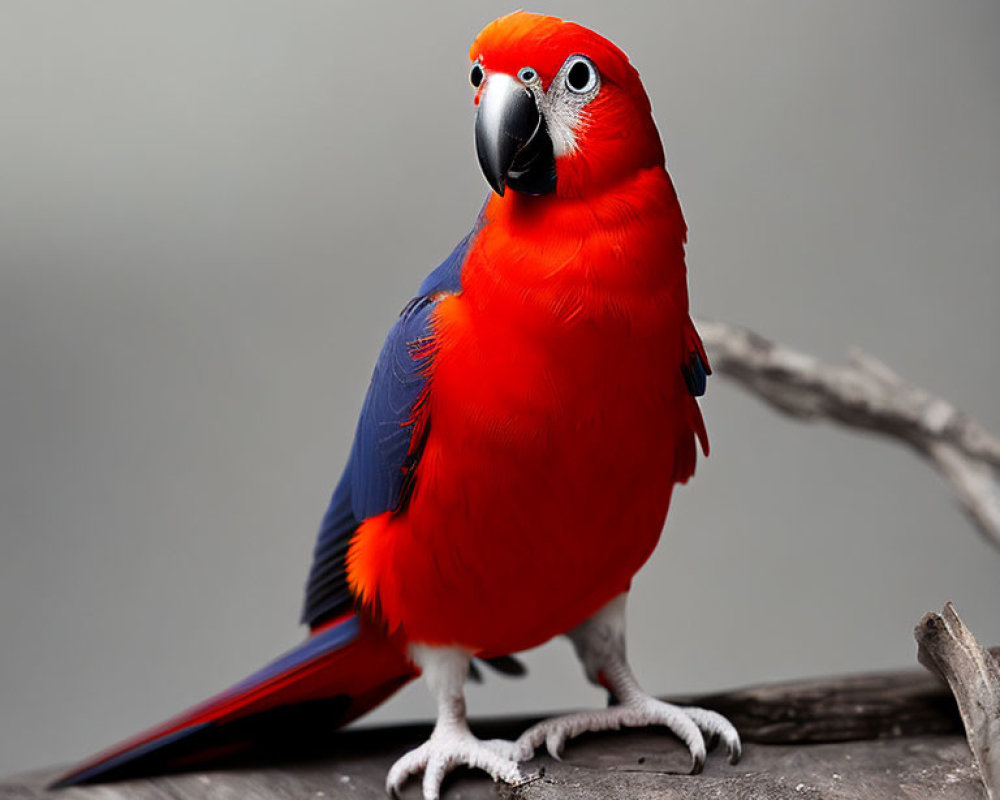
xmin=301 ymin=230 xmax=474 ymax=628
xmin=681 ymin=319 xmax=712 ymax=397
xmin=681 ymin=353 xmax=709 ymax=396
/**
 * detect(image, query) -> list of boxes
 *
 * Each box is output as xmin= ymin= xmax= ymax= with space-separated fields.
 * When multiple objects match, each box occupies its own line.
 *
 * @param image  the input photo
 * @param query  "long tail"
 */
xmin=52 ymin=614 xmax=416 ymax=788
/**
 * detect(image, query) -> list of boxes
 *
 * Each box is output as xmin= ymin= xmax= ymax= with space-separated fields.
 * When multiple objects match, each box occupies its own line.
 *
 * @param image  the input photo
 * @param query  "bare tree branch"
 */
xmin=915 ymin=603 xmax=1000 ymax=799
xmin=696 ymin=319 xmax=1000 ymax=550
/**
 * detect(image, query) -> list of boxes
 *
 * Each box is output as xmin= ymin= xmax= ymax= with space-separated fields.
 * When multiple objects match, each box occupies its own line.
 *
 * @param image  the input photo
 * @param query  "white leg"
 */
xmin=386 ymin=645 xmax=524 ymax=800
xmin=514 ymin=594 xmax=741 ymax=772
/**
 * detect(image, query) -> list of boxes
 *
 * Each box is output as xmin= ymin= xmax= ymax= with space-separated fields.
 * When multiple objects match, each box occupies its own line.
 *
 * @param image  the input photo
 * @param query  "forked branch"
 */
xmin=696 ymin=319 xmax=1000 ymax=550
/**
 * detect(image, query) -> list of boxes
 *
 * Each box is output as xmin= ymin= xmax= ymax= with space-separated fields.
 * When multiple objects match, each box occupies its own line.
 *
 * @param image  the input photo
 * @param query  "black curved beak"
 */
xmin=475 ymin=73 xmax=556 ymax=197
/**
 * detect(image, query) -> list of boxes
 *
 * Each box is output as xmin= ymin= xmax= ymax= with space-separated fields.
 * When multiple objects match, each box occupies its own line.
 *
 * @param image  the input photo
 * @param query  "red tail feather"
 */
xmin=52 ymin=615 xmax=415 ymax=787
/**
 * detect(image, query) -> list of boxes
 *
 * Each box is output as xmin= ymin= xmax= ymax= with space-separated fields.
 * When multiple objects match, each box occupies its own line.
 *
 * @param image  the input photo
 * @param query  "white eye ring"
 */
xmin=470 ymin=61 xmax=484 ymax=88
xmin=517 ymin=66 xmax=538 ymax=84
xmin=564 ymin=55 xmax=598 ymax=94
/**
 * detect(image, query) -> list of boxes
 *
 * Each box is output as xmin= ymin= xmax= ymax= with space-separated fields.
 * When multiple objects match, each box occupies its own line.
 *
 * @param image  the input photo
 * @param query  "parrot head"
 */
xmin=470 ymin=11 xmax=665 ymax=200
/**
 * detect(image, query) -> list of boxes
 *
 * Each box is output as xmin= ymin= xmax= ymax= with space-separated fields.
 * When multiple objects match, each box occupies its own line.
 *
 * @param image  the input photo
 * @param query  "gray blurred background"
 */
xmin=1 ymin=0 xmax=997 ymax=778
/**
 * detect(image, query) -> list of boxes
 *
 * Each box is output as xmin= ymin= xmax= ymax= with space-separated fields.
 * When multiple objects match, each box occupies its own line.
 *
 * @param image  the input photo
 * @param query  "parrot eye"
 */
xmin=564 ymin=56 xmax=598 ymax=94
xmin=470 ymin=62 xmax=484 ymax=88
xmin=517 ymin=66 xmax=538 ymax=84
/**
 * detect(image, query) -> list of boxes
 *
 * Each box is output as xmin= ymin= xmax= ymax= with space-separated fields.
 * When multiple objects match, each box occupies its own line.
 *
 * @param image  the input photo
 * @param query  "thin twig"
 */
xmin=696 ymin=319 xmax=1000 ymax=550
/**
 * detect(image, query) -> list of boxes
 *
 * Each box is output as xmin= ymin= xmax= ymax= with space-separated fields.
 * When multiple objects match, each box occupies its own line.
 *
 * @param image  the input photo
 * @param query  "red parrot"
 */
xmin=54 ymin=11 xmax=739 ymax=799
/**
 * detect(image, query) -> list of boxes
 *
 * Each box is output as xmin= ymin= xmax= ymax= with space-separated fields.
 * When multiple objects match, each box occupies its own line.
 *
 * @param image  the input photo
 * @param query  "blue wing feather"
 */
xmin=301 ymin=229 xmax=473 ymax=627
xmin=350 ymin=296 xmax=437 ymax=519
xmin=682 ymin=353 xmax=709 ymax=396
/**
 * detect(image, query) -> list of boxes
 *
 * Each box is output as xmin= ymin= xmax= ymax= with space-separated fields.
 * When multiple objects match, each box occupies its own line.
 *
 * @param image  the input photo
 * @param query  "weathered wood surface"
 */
xmin=505 ymin=734 xmax=986 ymax=800
xmin=5 ymin=733 xmax=986 ymax=800
xmin=692 ymin=665 xmax=964 ymax=744
xmin=916 ymin=604 xmax=1000 ymax=799
xmin=2 ymin=661 xmax=992 ymax=800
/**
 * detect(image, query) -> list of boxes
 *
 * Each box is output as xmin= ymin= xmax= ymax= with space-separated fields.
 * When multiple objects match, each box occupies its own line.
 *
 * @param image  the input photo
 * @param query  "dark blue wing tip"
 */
xmin=682 ymin=354 xmax=709 ymax=397
xmin=49 ymin=723 xmax=211 ymax=788
xmin=232 ymin=615 xmax=361 ymax=693
xmin=52 ymin=616 xmax=363 ymax=789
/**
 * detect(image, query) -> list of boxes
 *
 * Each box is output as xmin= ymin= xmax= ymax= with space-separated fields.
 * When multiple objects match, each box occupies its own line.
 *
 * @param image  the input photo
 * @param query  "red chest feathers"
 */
xmin=348 ymin=168 xmax=702 ymax=654
xmin=425 ymin=168 xmax=693 ymax=512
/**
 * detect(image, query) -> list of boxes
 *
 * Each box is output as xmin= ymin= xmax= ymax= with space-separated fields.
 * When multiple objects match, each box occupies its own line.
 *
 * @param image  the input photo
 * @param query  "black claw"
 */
xmin=706 ymin=732 xmax=720 ymax=752
xmin=729 ymin=742 xmax=743 ymax=765
xmin=689 ymin=752 xmax=705 ymax=775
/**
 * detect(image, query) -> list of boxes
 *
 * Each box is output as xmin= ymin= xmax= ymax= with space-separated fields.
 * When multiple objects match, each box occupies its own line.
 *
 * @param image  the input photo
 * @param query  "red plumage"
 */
xmin=348 ymin=170 xmax=705 ymax=654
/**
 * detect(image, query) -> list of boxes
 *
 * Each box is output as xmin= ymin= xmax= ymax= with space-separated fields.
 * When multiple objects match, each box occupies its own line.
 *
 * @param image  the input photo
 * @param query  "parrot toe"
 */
xmin=680 ymin=705 xmax=742 ymax=764
xmin=513 ymin=696 xmax=741 ymax=773
xmin=385 ymin=728 xmax=524 ymax=800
